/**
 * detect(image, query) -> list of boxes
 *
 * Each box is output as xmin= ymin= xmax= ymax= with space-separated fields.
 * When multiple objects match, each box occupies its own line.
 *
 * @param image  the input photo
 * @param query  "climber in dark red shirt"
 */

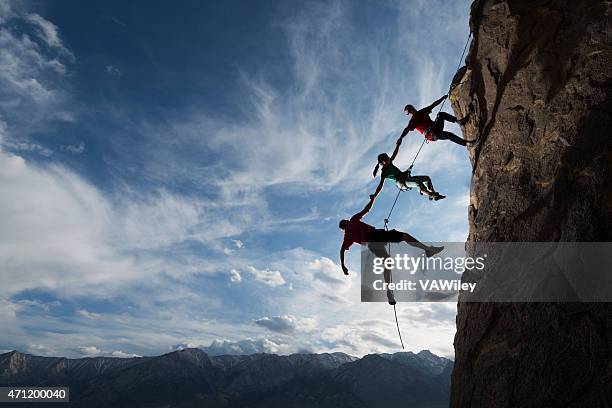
xmin=400 ymin=95 xmax=476 ymax=146
xmin=339 ymin=196 xmax=443 ymax=271
xmin=339 ymin=195 xmax=443 ymax=304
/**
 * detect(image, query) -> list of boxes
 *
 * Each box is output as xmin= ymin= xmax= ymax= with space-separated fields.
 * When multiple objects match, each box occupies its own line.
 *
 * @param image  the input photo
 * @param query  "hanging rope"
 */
xmin=384 ymin=30 xmax=472 ymax=350
xmin=393 ymin=304 xmax=405 ymax=349
xmin=407 ymin=31 xmax=473 ymax=169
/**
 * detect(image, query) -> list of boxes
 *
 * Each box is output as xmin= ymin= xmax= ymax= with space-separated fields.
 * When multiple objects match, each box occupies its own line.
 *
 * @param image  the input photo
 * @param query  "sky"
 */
xmin=0 ymin=0 xmax=472 ymax=359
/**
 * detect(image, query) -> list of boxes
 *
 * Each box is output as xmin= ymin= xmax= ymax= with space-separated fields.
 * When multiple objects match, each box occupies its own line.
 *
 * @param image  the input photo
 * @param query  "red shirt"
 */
xmin=407 ymin=107 xmax=434 ymax=134
xmin=342 ymin=213 xmax=375 ymax=250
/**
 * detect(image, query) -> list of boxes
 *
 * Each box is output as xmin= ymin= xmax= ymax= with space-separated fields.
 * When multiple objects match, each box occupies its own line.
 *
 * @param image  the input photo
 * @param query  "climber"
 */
xmin=339 ymin=195 xmax=444 ymax=304
xmin=371 ymin=136 xmax=445 ymax=200
xmin=401 ymin=95 xmax=475 ymax=146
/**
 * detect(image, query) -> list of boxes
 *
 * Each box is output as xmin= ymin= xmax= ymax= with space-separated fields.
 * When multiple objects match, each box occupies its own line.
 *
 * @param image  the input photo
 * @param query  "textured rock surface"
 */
xmin=449 ymin=0 xmax=612 ymax=406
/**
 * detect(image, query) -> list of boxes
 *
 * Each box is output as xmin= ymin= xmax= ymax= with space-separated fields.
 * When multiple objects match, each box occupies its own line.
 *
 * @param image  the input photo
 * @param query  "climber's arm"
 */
xmin=400 ymin=124 xmax=412 ymax=138
xmin=390 ymin=136 xmax=404 ymax=161
xmin=424 ymin=95 xmax=448 ymax=112
xmin=340 ymin=247 xmax=348 ymax=275
xmin=370 ymin=178 xmax=385 ymax=201
xmin=356 ymin=194 xmax=376 ymax=218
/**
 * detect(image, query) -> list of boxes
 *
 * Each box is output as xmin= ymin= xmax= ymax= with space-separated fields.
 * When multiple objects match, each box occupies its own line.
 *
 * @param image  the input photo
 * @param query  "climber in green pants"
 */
xmin=371 ymin=135 xmax=445 ymax=200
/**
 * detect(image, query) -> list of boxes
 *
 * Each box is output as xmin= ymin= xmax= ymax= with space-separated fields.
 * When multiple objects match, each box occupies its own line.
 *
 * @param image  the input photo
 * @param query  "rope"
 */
xmin=393 ymin=304 xmax=405 ymax=349
xmin=409 ymin=139 xmax=427 ymax=168
xmin=383 ymin=30 xmax=472 ymax=350
xmin=384 ymin=189 xmax=403 ymax=229
xmin=409 ymin=31 xmax=473 ymax=168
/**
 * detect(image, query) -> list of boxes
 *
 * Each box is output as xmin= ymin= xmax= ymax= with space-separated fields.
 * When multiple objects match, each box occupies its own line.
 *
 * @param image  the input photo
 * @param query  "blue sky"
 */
xmin=0 ymin=0 xmax=471 ymax=358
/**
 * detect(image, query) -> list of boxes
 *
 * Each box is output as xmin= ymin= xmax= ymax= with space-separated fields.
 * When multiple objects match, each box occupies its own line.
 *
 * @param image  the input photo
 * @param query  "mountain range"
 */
xmin=0 ymin=348 xmax=452 ymax=407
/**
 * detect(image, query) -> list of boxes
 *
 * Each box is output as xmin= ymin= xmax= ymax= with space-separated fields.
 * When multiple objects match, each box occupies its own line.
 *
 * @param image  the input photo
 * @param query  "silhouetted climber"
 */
xmin=401 ymin=95 xmax=475 ymax=146
xmin=371 ymin=136 xmax=445 ymax=200
xmin=339 ymin=195 xmax=444 ymax=305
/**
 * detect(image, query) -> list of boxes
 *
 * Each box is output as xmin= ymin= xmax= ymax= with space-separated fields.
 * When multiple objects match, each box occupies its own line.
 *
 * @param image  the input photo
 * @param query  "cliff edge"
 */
xmin=450 ymin=0 xmax=612 ymax=406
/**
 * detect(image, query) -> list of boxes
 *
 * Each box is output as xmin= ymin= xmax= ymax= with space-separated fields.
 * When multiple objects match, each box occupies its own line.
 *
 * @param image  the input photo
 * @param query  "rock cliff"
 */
xmin=449 ymin=0 xmax=612 ymax=406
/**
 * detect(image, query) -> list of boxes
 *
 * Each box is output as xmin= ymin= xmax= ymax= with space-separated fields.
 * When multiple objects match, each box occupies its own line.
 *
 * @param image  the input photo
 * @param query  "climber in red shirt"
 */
xmin=401 ymin=95 xmax=476 ymax=146
xmin=339 ymin=195 xmax=443 ymax=304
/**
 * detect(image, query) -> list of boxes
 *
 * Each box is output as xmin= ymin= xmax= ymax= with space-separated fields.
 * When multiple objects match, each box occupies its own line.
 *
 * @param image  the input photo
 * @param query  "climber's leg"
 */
xmin=405 ymin=175 xmax=434 ymax=197
xmin=367 ymin=242 xmax=395 ymax=305
xmin=457 ymin=114 xmax=470 ymax=126
xmin=437 ymin=111 xmax=457 ymax=123
xmin=436 ymin=131 xmax=468 ymax=146
xmin=406 ymin=175 xmax=444 ymax=199
xmin=368 ymin=242 xmax=391 ymax=285
xmin=400 ymin=232 xmax=444 ymax=257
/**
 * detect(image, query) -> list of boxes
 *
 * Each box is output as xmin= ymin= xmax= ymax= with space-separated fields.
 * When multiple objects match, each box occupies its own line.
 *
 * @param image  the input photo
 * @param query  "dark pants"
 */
xmin=428 ymin=112 xmax=467 ymax=146
xmin=399 ymin=172 xmax=434 ymax=193
xmin=368 ymin=229 xmax=404 ymax=243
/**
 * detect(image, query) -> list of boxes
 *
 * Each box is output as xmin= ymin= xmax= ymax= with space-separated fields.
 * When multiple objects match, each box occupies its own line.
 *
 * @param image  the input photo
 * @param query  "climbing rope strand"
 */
xmin=384 ymin=189 xmax=403 ymax=228
xmin=384 ymin=31 xmax=472 ymax=350
xmin=409 ymin=139 xmax=427 ymax=168
xmin=393 ymin=304 xmax=405 ymax=349
xmin=409 ymin=31 xmax=473 ymax=169
xmin=433 ymin=31 xmax=472 ymax=116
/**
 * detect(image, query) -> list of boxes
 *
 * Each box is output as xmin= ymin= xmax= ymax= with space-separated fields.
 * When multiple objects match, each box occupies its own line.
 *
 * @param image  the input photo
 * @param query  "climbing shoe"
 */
xmin=425 ymin=246 xmax=444 ymax=258
xmin=434 ymin=193 xmax=446 ymax=201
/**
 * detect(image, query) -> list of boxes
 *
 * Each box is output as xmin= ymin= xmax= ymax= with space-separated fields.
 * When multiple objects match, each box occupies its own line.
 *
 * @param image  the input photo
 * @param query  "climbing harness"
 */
xmin=385 ymin=30 xmax=472 ymax=350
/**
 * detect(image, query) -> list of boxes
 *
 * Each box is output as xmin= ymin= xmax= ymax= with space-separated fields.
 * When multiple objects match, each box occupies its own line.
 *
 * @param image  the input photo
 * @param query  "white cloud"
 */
xmin=230 ymin=269 xmax=242 ymax=283
xmin=245 ymin=265 xmax=286 ymax=287
xmin=199 ymin=338 xmax=284 ymax=355
xmin=74 ymin=346 xmax=140 ymax=358
xmin=171 ymin=338 xmax=289 ymax=356
xmin=254 ymin=315 xmax=316 ymax=334
xmin=76 ymin=309 xmax=101 ymax=320
xmin=0 ymin=143 xmax=265 ymax=298
xmin=75 ymin=345 xmax=102 ymax=356
xmin=25 ymin=13 xmax=64 ymax=49
xmin=4 ymin=141 xmax=53 ymax=156
xmin=110 ymin=350 xmax=140 ymax=358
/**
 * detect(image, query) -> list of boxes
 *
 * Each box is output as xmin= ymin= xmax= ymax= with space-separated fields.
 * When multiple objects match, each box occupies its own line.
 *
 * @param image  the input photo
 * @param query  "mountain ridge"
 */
xmin=0 ymin=348 xmax=452 ymax=408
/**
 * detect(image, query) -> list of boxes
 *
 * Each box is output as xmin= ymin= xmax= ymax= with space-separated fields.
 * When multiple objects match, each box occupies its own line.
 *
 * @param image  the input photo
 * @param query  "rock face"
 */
xmin=449 ymin=0 xmax=612 ymax=407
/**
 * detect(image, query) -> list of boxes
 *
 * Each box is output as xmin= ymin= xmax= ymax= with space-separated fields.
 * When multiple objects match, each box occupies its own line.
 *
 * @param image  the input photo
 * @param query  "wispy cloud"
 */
xmin=60 ymin=141 xmax=85 ymax=154
xmin=0 ymin=0 xmax=74 ymax=145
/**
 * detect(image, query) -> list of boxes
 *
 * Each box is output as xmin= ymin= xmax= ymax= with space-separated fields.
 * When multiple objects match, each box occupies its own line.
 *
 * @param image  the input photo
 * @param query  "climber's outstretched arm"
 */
xmin=356 ymin=195 xmax=376 ymax=219
xmin=389 ymin=136 xmax=404 ymax=161
xmin=424 ymin=94 xmax=448 ymax=112
xmin=370 ymin=178 xmax=385 ymax=200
